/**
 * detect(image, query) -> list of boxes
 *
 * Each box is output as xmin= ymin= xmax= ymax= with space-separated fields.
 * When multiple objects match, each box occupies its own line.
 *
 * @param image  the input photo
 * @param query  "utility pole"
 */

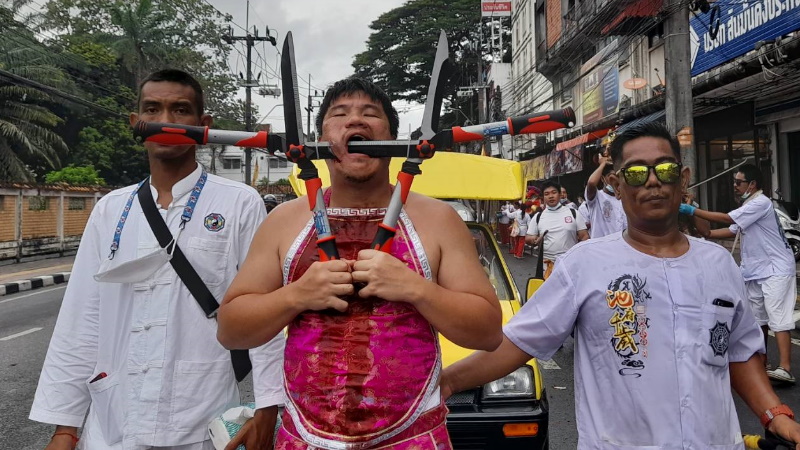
xmin=222 ymin=2 xmax=277 ymax=185
xmin=664 ymin=0 xmax=695 ymax=182
xmin=304 ymin=77 xmax=326 ymax=140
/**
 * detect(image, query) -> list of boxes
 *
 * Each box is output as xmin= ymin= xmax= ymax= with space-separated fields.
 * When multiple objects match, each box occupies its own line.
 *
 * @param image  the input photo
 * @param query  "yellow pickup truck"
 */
xmin=290 ymin=152 xmax=549 ymax=449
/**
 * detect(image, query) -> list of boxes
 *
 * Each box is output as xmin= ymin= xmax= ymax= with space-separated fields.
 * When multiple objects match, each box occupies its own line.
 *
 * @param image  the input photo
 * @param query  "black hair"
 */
xmin=137 ymin=69 xmax=205 ymax=115
xmin=541 ymin=180 xmax=562 ymax=193
xmin=736 ymin=163 xmax=762 ymax=189
xmin=608 ymin=121 xmax=680 ymax=166
xmin=315 ymin=77 xmax=399 ymax=139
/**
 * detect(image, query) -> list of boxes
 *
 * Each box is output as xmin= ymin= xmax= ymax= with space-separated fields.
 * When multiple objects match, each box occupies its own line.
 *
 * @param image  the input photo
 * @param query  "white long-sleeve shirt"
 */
xmin=30 ymin=164 xmax=284 ymax=447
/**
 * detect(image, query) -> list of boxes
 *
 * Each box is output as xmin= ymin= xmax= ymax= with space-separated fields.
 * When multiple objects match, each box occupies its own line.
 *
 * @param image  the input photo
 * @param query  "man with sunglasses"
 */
xmin=442 ymin=122 xmax=800 ymax=448
xmin=682 ymin=164 xmax=797 ymax=384
xmin=583 ymin=153 xmax=626 ymax=238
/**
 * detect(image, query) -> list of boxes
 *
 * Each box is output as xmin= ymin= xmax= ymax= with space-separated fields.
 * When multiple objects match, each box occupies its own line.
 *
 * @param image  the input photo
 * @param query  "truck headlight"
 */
xmin=481 ymin=366 xmax=534 ymax=400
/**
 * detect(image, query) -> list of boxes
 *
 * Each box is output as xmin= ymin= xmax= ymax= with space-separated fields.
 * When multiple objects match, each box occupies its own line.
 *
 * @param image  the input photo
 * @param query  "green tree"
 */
xmin=38 ymin=0 xmax=248 ymax=124
xmin=352 ymin=0 xmax=484 ymax=104
xmin=0 ymin=4 xmax=72 ymax=181
xmin=45 ymin=164 xmax=105 ymax=185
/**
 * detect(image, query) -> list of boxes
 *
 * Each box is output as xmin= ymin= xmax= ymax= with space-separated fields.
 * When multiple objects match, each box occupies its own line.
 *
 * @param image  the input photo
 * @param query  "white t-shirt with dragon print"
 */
xmin=505 ymin=232 xmax=764 ymax=449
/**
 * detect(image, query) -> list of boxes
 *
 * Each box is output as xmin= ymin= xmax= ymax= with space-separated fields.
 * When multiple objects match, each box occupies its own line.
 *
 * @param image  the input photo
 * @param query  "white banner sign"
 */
xmin=482 ymin=0 xmax=512 ymax=17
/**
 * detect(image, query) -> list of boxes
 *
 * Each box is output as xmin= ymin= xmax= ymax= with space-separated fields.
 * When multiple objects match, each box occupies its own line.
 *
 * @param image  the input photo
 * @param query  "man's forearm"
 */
xmin=692 ymin=208 xmax=735 ymax=225
xmin=731 ymin=353 xmax=782 ymax=417
xmin=445 ymin=336 xmax=532 ymax=395
xmin=411 ymin=280 xmax=502 ymax=351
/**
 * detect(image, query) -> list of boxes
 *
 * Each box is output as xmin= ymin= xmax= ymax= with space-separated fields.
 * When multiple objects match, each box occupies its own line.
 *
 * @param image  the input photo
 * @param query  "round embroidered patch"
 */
xmin=204 ymin=213 xmax=225 ymax=232
xmin=709 ymin=321 xmax=730 ymax=357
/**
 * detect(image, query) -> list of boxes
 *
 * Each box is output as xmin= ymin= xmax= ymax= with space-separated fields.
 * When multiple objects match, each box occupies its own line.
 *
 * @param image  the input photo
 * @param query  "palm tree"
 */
xmin=0 ymin=4 xmax=70 ymax=181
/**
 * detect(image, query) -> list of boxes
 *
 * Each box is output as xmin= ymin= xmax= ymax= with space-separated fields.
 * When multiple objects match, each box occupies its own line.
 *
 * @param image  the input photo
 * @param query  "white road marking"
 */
xmin=793 ymin=310 xmax=800 ymax=324
xmin=0 ymin=285 xmax=67 ymax=305
xmin=767 ymin=330 xmax=800 ymax=347
xmin=540 ymin=359 xmax=561 ymax=370
xmin=0 ymin=327 xmax=43 ymax=341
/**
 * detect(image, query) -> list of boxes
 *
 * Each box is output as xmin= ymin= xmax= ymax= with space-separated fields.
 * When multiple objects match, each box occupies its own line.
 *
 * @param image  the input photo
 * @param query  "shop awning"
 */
xmin=555 ymin=128 xmax=612 ymax=151
xmin=602 ymin=0 xmax=664 ymax=35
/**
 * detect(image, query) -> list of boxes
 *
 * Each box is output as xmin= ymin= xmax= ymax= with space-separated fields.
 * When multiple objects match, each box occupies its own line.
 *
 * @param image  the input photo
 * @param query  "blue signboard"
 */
xmin=690 ymin=0 xmax=800 ymax=76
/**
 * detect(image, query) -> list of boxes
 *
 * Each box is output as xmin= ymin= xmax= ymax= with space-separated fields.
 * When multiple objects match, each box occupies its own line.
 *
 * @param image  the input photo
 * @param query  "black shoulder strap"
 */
xmin=571 ymin=208 xmax=576 ymax=219
xmin=535 ymin=211 xmax=542 ymax=225
xmin=138 ymin=178 xmax=251 ymax=382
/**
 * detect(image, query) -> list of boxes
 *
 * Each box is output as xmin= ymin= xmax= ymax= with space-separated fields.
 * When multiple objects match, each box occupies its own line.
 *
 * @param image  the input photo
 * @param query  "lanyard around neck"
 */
xmin=108 ymin=170 xmax=207 ymax=259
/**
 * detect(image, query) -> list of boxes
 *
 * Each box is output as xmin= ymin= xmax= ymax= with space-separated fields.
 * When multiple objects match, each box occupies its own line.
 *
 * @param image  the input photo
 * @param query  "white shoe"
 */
xmin=767 ymin=367 xmax=796 ymax=383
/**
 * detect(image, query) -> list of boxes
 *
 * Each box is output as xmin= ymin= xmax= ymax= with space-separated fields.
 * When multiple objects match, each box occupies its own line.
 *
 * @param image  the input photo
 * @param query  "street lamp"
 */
xmin=448 ymin=107 xmax=473 ymax=125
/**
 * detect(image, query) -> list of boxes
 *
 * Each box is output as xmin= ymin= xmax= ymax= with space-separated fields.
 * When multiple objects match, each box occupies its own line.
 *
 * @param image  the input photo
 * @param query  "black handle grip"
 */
xmin=509 ymin=108 xmax=576 ymax=136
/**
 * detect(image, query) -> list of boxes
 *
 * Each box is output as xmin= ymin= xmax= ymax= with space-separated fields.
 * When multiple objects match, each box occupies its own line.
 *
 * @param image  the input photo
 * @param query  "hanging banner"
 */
xmin=547 ymin=147 xmax=584 ymax=178
xmin=690 ymin=0 xmax=800 ymax=76
xmin=521 ymin=156 xmax=547 ymax=181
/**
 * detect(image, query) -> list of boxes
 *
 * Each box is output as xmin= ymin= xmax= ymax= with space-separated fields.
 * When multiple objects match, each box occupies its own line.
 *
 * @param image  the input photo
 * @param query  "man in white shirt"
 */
xmin=442 ymin=122 xmax=800 ymax=448
xmin=577 ymin=200 xmax=591 ymax=230
xmin=526 ymin=181 xmax=588 ymax=278
xmin=686 ymin=164 xmax=797 ymax=383
xmin=584 ymin=154 xmax=626 ymax=238
xmin=559 ymin=186 xmax=578 ymax=209
xmin=30 ymin=70 xmax=284 ymax=450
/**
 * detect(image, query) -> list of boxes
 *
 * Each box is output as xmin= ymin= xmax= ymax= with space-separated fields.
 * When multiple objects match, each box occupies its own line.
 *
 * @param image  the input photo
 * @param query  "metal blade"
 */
xmin=281 ymin=31 xmax=304 ymax=146
xmin=419 ymin=30 xmax=452 ymax=140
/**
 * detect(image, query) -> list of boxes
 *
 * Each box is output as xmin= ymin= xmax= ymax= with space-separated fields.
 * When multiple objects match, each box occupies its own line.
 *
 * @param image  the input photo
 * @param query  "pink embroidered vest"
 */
xmin=280 ymin=192 xmax=442 ymax=449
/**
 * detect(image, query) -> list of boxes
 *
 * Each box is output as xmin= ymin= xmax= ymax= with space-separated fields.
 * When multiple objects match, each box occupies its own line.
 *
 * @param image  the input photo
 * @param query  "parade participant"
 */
xmin=30 ymin=70 xmax=284 ymax=450
xmin=497 ymin=201 xmax=512 ymax=246
xmin=217 ymin=77 xmax=502 ymax=449
xmin=526 ymin=181 xmax=588 ymax=279
xmin=505 ymin=201 xmax=531 ymax=259
xmin=584 ymin=153 xmax=626 ymax=238
xmin=263 ymin=194 xmax=279 ymax=214
xmin=684 ymin=164 xmax=797 ymax=383
xmin=442 ymin=122 xmax=800 ymax=449
xmin=577 ymin=199 xmax=591 ymax=231
xmin=560 ymin=186 xmax=577 ymax=209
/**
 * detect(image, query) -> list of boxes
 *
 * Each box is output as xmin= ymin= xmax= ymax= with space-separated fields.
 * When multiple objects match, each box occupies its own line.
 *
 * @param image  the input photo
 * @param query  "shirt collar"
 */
xmin=148 ymin=163 xmax=203 ymax=207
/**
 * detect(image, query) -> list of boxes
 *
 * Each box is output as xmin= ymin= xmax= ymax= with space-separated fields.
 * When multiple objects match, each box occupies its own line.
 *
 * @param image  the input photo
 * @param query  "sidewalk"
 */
xmin=0 ymin=254 xmax=74 ymax=296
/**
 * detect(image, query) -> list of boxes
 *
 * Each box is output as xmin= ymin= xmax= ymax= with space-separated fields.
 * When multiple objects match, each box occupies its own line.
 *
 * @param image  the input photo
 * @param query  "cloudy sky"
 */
xmin=209 ymin=0 xmax=426 ymax=137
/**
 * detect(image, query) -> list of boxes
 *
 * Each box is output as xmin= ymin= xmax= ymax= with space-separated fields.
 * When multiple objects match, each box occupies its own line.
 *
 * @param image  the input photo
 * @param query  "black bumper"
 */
xmin=445 ymin=389 xmax=549 ymax=450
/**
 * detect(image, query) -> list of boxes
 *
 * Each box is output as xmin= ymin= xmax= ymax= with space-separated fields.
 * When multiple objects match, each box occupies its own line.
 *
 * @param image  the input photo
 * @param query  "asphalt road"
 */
xmin=1 ymin=258 xmax=799 ymax=449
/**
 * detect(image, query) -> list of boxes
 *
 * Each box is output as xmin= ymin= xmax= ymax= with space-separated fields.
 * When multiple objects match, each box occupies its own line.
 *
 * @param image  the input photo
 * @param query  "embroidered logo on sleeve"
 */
xmin=204 ymin=213 xmax=225 ymax=232
xmin=606 ymin=274 xmax=651 ymax=377
xmin=708 ymin=321 xmax=730 ymax=357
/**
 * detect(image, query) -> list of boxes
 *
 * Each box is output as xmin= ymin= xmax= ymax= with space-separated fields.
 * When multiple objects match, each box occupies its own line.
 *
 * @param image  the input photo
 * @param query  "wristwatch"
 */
xmin=761 ymin=404 xmax=795 ymax=429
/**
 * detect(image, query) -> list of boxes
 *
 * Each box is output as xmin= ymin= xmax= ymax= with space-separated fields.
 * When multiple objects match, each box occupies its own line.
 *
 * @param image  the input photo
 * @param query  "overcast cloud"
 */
xmin=210 ymin=0 xmax=426 ymax=137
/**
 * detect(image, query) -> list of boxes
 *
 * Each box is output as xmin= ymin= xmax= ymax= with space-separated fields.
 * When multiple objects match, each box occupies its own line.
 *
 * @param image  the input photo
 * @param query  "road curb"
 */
xmin=0 ymin=272 xmax=71 ymax=296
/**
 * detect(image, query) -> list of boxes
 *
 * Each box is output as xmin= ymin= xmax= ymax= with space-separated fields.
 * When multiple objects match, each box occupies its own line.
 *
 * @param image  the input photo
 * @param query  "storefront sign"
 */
xmin=581 ymin=41 xmax=620 ymax=124
xmin=690 ymin=0 xmax=800 ymax=76
xmin=482 ymin=0 xmax=512 ymax=17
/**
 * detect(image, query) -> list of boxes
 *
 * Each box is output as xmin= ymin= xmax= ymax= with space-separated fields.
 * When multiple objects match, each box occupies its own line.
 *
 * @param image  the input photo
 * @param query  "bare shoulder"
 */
xmin=256 ymin=196 xmax=312 ymax=252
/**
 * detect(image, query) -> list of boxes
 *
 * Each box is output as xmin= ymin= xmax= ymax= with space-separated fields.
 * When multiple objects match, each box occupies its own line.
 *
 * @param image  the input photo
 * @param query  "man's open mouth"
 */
xmin=346 ymin=134 xmax=370 ymax=153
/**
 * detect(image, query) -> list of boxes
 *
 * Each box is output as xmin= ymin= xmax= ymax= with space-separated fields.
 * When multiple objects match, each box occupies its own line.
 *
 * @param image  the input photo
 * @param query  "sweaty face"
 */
xmin=608 ymin=136 xmax=689 ymax=225
xmin=543 ymin=187 xmax=561 ymax=207
xmin=129 ymin=81 xmax=210 ymax=160
xmin=320 ymin=92 xmax=393 ymax=184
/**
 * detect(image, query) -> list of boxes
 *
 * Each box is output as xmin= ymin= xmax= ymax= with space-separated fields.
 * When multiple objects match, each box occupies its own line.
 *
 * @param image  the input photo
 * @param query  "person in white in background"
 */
xmin=686 ymin=163 xmax=797 ymax=384
xmin=527 ymin=181 xmax=588 ymax=279
xmin=584 ymin=154 xmax=626 ymax=238
xmin=560 ymin=187 xmax=578 ymax=209
xmin=30 ymin=69 xmax=284 ymax=450
xmin=577 ymin=200 xmax=591 ymax=231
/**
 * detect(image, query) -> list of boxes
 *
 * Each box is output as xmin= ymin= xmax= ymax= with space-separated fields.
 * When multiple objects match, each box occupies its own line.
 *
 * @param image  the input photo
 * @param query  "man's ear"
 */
xmin=607 ymin=173 xmax=623 ymax=199
xmin=129 ymin=112 xmax=139 ymax=127
xmin=200 ymin=114 xmax=213 ymax=127
xmin=680 ymin=165 xmax=691 ymax=191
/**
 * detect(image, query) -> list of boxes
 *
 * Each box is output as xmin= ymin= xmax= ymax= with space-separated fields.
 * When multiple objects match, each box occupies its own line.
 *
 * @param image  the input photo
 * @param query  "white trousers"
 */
xmin=79 ymin=408 xmax=215 ymax=450
xmin=746 ymin=275 xmax=797 ymax=332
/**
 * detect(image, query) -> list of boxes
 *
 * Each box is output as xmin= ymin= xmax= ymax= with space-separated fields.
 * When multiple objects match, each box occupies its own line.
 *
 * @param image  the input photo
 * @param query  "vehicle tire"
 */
xmin=790 ymin=238 xmax=800 ymax=262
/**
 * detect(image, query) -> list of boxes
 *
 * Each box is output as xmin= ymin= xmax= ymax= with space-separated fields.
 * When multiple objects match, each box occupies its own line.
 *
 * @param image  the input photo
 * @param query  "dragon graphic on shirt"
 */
xmin=606 ymin=274 xmax=651 ymax=377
